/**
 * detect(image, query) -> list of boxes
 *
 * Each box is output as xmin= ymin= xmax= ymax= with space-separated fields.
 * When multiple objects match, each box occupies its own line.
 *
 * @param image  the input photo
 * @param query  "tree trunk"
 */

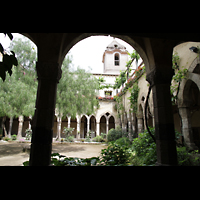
xmin=8 ymin=117 xmax=13 ymax=138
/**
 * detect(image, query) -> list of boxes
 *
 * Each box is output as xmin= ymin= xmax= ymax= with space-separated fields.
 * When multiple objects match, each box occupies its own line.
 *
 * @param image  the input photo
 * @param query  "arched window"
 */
xmin=114 ymin=53 xmax=120 ymax=66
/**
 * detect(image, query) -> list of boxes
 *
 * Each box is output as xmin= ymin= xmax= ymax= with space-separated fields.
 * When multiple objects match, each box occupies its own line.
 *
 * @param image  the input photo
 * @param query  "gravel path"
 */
xmin=0 ymin=141 xmax=106 ymax=166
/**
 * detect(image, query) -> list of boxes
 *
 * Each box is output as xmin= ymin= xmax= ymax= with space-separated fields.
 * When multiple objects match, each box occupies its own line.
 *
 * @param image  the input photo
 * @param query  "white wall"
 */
xmin=104 ymin=52 xmax=128 ymax=74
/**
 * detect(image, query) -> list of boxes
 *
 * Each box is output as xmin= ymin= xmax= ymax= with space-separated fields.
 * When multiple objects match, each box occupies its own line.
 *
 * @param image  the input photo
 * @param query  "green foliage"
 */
xmin=62 ymin=127 xmax=75 ymax=142
xmin=25 ymin=128 xmax=32 ymax=140
xmin=173 ymin=68 xmax=188 ymax=83
xmin=131 ymin=127 xmax=157 ymax=166
xmin=113 ymin=71 xmax=127 ymax=89
xmin=65 ymin=135 xmax=75 ymax=142
xmin=128 ymin=82 xmax=139 ymax=113
xmin=107 ymin=126 xmax=125 ymax=142
xmin=177 ymin=147 xmax=200 ymax=166
xmin=100 ymin=142 xmax=130 ymax=166
xmin=92 ymin=133 xmax=107 ymax=142
xmin=171 ymin=53 xmax=188 ymax=105
xmin=92 ymin=135 xmax=104 ymax=142
xmin=115 ymin=137 xmax=131 ymax=146
xmin=63 ymin=127 xmax=75 ymax=136
xmin=172 ymin=52 xmax=180 ymax=70
xmin=56 ymin=59 xmax=99 ymax=118
xmin=3 ymin=137 xmax=11 ymax=141
xmin=23 ymin=161 xmax=29 ymax=166
xmin=51 ymin=153 xmax=100 ymax=166
xmin=0 ymin=37 xmax=37 ymax=119
xmin=50 ymin=142 xmax=131 ymax=166
xmin=11 ymin=134 xmax=17 ymax=141
xmin=98 ymin=76 xmax=113 ymax=90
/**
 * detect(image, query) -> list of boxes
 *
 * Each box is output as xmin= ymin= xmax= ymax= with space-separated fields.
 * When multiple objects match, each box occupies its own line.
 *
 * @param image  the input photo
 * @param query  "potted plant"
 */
xmin=81 ymin=139 xmax=85 ymax=143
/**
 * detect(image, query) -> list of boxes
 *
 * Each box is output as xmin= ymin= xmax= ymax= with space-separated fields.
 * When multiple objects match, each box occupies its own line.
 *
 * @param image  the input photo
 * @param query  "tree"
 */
xmin=0 ymin=37 xmax=37 ymax=137
xmin=56 ymin=56 xmax=99 ymax=119
xmin=8 ymin=37 xmax=37 ymax=117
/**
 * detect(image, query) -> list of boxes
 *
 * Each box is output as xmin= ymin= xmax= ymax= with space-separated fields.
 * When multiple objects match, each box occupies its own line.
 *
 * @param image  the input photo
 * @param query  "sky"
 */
xmin=0 ymin=33 xmax=134 ymax=73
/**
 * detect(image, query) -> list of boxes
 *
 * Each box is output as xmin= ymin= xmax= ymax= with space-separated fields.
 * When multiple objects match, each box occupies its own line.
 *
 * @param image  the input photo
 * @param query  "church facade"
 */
xmin=53 ymin=39 xmax=129 ymax=139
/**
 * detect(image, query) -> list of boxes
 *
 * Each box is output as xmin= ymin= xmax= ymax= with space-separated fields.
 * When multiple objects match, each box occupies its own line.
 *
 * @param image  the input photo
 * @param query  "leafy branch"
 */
xmin=171 ymin=53 xmax=188 ymax=105
xmin=0 ymin=33 xmax=18 ymax=81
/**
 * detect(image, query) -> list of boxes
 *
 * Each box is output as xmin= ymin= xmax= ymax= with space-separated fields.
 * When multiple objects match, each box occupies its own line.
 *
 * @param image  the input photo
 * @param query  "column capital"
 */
xmin=18 ymin=115 xmax=24 ymax=122
xmin=146 ymin=67 xmax=174 ymax=86
xmin=36 ymin=61 xmax=62 ymax=82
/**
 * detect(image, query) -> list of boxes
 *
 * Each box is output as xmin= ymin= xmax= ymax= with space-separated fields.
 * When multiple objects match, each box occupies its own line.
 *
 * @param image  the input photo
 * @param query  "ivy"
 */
xmin=128 ymin=82 xmax=139 ymax=113
xmin=113 ymin=71 xmax=127 ymax=89
xmin=171 ymin=53 xmax=188 ymax=105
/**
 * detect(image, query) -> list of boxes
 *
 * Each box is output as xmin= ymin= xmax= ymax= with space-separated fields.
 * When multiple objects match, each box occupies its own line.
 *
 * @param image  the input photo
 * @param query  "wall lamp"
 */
xmin=189 ymin=46 xmax=199 ymax=53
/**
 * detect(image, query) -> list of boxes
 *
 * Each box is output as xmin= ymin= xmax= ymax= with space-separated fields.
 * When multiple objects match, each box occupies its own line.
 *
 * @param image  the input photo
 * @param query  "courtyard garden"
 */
xmin=27 ymin=127 xmax=200 ymax=166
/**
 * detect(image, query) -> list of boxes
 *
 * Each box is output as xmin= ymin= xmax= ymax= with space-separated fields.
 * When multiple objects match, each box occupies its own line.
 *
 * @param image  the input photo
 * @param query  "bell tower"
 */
xmin=102 ymin=38 xmax=129 ymax=74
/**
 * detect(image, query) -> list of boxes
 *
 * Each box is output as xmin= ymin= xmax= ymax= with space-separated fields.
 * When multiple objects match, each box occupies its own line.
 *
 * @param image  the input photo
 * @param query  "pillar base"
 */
xmin=155 ymin=162 xmax=175 ymax=166
xmin=29 ymin=127 xmax=53 ymax=166
xmin=156 ymin=139 xmax=178 ymax=166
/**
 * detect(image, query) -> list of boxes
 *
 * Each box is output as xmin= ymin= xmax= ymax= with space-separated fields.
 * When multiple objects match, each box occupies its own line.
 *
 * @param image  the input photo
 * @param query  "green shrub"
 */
xmin=65 ymin=135 xmax=74 ymax=142
xmin=131 ymin=127 xmax=157 ymax=166
xmin=3 ymin=137 xmax=11 ymax=141
xmin=11 ymin=134 xmax=17 ymax=141
xmin=115 ymin=137 xmax=131 ymax=147
xmin=92 ymin=135 xmax=104 ymax=142
xmin=100 ymin=142 xmax=131 ymax=166
xmin=25 ymin=128 xmax=32 ymax=140
xmin=107 ymin=126 xmax=123 ymax=142
xmin=177 ymin=147 xmax=200 ymax=166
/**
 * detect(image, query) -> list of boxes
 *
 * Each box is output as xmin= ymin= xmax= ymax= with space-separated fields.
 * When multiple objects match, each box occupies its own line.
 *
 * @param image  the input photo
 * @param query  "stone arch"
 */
xmin=188 ymin=57 xmax=200 ymax=73
xmin=19 ymin=33 xmax=39 ymax=48
xmin=89 ymin=115 xmax=96 ymax=138
xmin=109 ymin=116 xmax=115 ymax=130
xmin=138 ymin=93 xmax=146 ymax=111
xmin=177 ymin=58 xmax=200 ymax=149
xmin=100 ymin=115 xmax=106 ymax=135
xmin=97 ymin=111 xmax=116 ymax=123
xmin=178 ymin=58 xmax=200 ymax=107
xmin=60 ymin=33 xmax=150 ymax=73
xmin=80 ymin=115 xmax=88 ymax=138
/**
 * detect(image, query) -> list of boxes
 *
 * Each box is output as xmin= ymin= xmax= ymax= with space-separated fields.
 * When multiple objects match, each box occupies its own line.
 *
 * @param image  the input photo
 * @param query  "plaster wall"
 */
xmin=173 ymin=42 xmax=200 ymax=70
xmin=104 ymin=52 xmax=128 ymax=74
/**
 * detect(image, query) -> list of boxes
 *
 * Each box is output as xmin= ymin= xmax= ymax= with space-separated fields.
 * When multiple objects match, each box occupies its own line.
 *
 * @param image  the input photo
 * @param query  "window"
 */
xmin=105 ymin=91 xmax=112 ymax=97
xmin=114 ymin=53 xmax=120 ymax=66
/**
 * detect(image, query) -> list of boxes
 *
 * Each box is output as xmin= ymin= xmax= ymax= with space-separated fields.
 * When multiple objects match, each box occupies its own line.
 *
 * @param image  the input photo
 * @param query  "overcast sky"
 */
xmin=0 ymin=33 xmax=134 ymax=73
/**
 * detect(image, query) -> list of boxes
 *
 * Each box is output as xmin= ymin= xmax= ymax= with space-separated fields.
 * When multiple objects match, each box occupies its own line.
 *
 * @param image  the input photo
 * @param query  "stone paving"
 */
xmin=0 ymin=141 xmax=107 ymax=166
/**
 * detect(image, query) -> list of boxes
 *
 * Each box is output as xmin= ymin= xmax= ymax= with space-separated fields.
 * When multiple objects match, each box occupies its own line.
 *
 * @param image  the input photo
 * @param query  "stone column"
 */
xmin=106 ymin=119 xmax=109 ymax=135
xmin=179 ymin=107 xmax=198 ymax=150
xmin=68 ymin=116 xmax=71 ymax=128
xmin=28 ymin=116 xmax=32 ymax=130
xmin=76 ymin=117 xmax=81 ymax=139
xmin=96 ymin=122 xmax=100 ymax=136
xmin=87 ymin=118 xmax=90 ymax=135
xmin=121 ymin=113 xmax=126 ymax=133
xmin=29 ymin=61 xmax=62 ymax=166
xmin=137 ymin=117 xmax=144 ymax=135
xmin=17 ymin=116 xmax=24 ymax=139
xmin=146 ymin=68 xmax=178 ymax=166
xmin=57 ymin=116 xmax=62 ymax=140
xmin=142 ymin=102 xmax=147 ymax=130
xmin=131 ymin=113 xmax=137 ymax=138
